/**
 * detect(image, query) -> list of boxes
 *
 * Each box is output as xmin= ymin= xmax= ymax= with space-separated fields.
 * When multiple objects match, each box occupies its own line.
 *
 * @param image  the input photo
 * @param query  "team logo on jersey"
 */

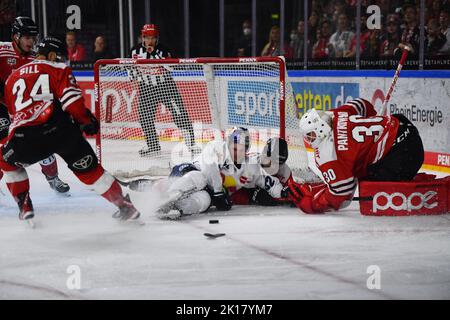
xmin=73 ymin=155 xmax=93 ymax=170
xmin=7 ymin=58 xmax=17 ymax=65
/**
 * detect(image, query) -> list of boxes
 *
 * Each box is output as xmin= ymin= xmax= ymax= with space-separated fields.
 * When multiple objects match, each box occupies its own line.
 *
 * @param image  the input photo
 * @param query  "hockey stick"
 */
xmin=378 ymin=46 xmax=410 ymax=116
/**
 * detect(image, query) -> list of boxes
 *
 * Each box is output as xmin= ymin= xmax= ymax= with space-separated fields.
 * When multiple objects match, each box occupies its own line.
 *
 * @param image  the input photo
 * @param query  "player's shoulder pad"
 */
xmin=0 ymin=42 xmax=14 ymax=52
xmin=33 ymin=60 xmax=70 ymax=70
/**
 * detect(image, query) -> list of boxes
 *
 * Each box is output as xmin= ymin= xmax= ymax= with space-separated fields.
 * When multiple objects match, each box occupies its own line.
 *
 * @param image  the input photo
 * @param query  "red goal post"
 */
xmin=93 ymin=56 xmax=313 ymax=179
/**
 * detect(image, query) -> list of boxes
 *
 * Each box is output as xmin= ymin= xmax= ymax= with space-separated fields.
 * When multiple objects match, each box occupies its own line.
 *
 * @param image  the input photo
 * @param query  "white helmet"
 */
xmin=299 ymin=109 xmax=332 ymax=148
xmin=227 ymin=127 xmax=250 ymax=164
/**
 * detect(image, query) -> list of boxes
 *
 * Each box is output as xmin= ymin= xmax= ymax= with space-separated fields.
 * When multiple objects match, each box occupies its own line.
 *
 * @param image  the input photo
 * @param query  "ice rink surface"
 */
xmin=1 ymin=161 xmax=449 ymax=300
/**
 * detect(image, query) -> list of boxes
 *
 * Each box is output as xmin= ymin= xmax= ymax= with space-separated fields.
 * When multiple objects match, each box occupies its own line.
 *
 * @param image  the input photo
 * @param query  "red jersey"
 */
xmin=0 ymin=41 xmax=34 ymax=100
xmin=4 ymin=59 xmax=89 ymax=138
xmin=67 ymin=44 xmax=87 ymax=61
xmin=312 ymin=98 xmax=400 ymax=210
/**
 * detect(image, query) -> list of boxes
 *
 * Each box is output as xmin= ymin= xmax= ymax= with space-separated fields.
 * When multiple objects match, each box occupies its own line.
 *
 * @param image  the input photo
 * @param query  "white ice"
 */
xmin=0 ymin=159 xmax=449 ymax=300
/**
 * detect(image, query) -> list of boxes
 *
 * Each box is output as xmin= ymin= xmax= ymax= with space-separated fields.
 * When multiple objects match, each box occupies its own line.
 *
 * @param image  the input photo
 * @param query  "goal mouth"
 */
xmin=94 ymin=57 xmax=318 ymax=181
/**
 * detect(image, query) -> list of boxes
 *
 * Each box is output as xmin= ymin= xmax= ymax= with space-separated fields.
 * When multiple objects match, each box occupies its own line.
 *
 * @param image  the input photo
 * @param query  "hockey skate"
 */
xmin=16 ymin=191 xmax=34 ymax=221
xmin=139 ymin=145 xmax=162 ymax=158
xmin=46 ymin=176 xmax=70 ymax=194
xmin=112 ymin=194 xmax=141 ymax=221
xmin=156 ymin=201 xmax=183 ymax=220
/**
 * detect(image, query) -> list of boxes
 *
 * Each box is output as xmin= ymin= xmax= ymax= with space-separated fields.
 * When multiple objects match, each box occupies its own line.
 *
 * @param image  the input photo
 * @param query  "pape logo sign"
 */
xmin=372 ymin=191 xmax=438 ymax=213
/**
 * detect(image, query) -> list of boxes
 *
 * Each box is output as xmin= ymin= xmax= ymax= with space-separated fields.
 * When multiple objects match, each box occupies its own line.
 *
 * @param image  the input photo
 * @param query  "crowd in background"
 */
xmin=243 ymin=0 xmax=450 ymax=60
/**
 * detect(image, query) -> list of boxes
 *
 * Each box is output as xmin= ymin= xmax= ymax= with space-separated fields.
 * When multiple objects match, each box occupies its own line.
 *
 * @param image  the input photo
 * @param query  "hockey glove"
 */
xmin=79 ymin=109 xmax=100 ymax=135
xmin=212 ymin=190 xmax=232 ymax=211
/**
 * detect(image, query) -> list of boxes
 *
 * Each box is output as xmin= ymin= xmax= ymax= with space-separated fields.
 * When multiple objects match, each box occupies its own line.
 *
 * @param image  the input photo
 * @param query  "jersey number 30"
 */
xmin=12 ymin=74 xmax=52 ymax=111
xmin=349 ymin=115 xmax=384 ymax=143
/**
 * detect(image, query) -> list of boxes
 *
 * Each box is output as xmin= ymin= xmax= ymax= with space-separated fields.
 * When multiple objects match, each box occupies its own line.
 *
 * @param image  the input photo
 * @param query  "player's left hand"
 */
xmin=80 ymin=109 xmax=100 ymax=135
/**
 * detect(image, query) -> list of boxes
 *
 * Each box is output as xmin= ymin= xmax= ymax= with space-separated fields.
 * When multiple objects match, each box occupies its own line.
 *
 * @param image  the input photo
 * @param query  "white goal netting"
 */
xmin=95 ymin=57 xmax=317 ymax=181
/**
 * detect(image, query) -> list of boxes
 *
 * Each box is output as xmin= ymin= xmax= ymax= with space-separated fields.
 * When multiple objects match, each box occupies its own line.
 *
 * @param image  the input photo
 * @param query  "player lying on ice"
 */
xmin=124 ymin=127 xmax=297 ymax=219
xmin=288 ymin=98 xmax=425 ymax=214
xmin=0 ymin=37 xmax=141 ymax=222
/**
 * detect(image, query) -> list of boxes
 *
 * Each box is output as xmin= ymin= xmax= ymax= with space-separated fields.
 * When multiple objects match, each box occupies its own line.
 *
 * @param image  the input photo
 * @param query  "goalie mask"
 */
xmin=260 ymin=137 xmax=288 ymax=175
xmin=227 ymin=127 xmax=250 ymax=165
xmin=299 ymin=109 xmax=332 ymax=148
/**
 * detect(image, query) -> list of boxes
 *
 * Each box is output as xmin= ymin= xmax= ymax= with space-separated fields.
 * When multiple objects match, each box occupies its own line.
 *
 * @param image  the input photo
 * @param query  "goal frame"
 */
xmin=93 ymin=56 xmax=287 ymax=164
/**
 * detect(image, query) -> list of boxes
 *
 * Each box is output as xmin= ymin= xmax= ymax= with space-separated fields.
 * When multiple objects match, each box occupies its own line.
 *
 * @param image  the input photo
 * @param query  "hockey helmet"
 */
xmin=37 ymin=37 xmax=68 ymax=62
xmin=12 ymin=16 xmax=39 ymax=38
xmin=260 ymin=137 xmax=288 ymax=175
xmin=169 ymin=163 xmax=198 ymax=178
xmin=299 ymin=109 xmax=332 ymax=148
xmin=141 ymin=24 xmax=159 ymax=38
xmin=227 ymin=127 xmax=250 ymax=164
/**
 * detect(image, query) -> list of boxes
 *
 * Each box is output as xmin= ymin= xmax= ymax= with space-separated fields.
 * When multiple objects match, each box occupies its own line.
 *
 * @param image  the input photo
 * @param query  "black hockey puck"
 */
xmin=209 ymin=219 xmax=219 ymax=224
xmin=204 ymin=233 xmax=226 ymax=239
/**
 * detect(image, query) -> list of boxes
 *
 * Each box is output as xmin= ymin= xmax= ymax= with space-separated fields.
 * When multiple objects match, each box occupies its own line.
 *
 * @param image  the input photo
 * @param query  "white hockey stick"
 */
xmin=378 ymin=45 xmax=410 ymax=116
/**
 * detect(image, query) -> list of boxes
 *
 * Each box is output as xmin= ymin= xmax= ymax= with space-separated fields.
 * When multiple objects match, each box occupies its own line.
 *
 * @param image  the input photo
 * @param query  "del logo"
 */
xmin=373 ymin=191 xmax=438 ymax=212
xmin=228 ymin=81 xmax=280 ymax=127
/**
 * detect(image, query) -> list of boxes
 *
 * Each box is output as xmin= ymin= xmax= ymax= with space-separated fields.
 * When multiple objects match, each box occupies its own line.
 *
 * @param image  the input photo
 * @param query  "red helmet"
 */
xmin=141 ymin=24 xmax=159 ymax=37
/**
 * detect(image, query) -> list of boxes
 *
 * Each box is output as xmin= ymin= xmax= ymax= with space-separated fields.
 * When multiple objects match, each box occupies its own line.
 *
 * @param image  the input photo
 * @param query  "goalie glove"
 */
xmin=211 ymin=190 xmax=232 ymax=211
xmin=287 ymin=180 xmax=324 ymax=214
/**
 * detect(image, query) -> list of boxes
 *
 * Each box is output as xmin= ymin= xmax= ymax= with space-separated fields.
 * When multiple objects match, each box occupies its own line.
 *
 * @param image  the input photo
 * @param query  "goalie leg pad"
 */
xmin=359 ymin=175 xmax=449 ymax=216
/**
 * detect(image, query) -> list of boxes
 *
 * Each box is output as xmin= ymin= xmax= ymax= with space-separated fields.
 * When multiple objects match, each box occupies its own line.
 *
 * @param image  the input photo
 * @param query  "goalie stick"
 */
xmin=378 ymin=46 xmax=410 ymax=116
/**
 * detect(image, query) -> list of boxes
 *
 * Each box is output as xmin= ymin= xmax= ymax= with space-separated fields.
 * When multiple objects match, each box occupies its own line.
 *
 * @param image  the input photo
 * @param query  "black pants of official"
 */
xmin=137 ymin=76 xmax=195 ymax=150
xmin=365 ymin=114 xmax=424 ymax=181
xmin=2 ymin=108 xmax=98 ymax=174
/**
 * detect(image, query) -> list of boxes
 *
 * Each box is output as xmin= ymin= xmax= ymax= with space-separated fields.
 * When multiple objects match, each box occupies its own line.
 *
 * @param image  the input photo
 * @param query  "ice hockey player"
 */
xmin=229 ymin=136 xmax=294 ymax=206
xmin=0 ymin=16 xmax=70 ymax=194
xmin=197 ymin=127 xmax=292 ymax=207
xmin=130 ymin=23 xmax=197 ymax=157
xmin=290 ymin=98 xmax=424 ymax=214
xmin=153 ymin=162 xmax=232 ymax=219
xmin=0 ymin=37 xmax=140 ymax=221
xmin=131 ymin=128 xmax=292 ymax=219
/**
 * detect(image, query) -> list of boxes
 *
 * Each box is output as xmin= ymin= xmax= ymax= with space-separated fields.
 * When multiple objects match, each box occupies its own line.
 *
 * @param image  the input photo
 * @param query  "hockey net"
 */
xmin=94 ymin=57 xmax=318 ymax=181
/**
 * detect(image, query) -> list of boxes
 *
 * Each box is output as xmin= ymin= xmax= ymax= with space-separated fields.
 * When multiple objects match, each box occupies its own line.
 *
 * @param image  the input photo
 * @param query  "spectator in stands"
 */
xmin=344 ymin=14 xmax=371 ymax=57
xmin=395 ymin=3 xmax=420 ymax=58
xmin=66 ymin=31 xmax=87 ymax=61
xmin=290 ymin=20 xmax=307 ymax=59
xmin=426 ymin=18 xmax=447 ymax=56
xmin=308 ymin=10 xmax=320 ymax=46
xmin=380 ymin=14 xmax=401 ymax=58
xmin=92 ymin=35 xmax=112 ymax=60
xmin=439 ymin=10 xmax=450 ymax=54
xmin=332 ymin=0 xmax=350 ymax=25
xmin=261 ymin=25 xmax=292 ymax=58
xmin=312 ymin=20 xmax=332 ymax=59
xmin=427 ymin=0 xmax=443 ymax=21
xmin=236 ymin=20 xmax=253 ymax=57
xmin=328 ymin=13 xmax=355 ymax=58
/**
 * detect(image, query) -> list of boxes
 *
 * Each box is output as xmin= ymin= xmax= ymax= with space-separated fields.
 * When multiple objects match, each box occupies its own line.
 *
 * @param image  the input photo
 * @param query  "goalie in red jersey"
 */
xmin=0 ymin=37 xmax=140 ymax=221
xmin=289 ymin=98 xmax=424 ymax=214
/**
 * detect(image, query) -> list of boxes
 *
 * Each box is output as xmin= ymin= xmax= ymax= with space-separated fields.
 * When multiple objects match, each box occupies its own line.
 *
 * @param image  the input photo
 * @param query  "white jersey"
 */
xmin=193 ymin=140 xmax=286 ymax=198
